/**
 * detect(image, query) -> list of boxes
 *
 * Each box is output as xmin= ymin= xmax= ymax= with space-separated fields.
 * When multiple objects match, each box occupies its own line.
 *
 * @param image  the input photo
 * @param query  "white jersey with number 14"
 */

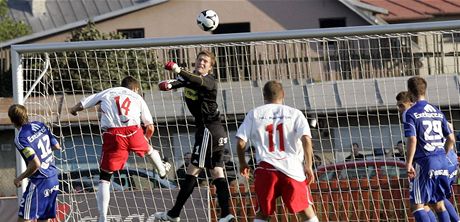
xmin=80 ymin=87 xmax=153 ymax=129
xmin=236 ymin=103 xmax=311 ymax=181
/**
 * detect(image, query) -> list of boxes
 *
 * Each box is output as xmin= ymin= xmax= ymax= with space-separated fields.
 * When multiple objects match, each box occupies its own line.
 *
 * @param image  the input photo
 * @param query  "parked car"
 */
xmin=58 ymin=167 xmax=177 ymax=193
xmin=315 ymin=159 xmax=407 ymax=182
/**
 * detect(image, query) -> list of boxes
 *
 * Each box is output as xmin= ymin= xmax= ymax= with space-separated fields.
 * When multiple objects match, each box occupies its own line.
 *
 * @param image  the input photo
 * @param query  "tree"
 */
xmin=0 ymin=0 xmax=31 ymax=42
xmin=0 ymin=0 xmax=31 ymax=96
xmin=49 ymin=21 xmax=160 ymax=94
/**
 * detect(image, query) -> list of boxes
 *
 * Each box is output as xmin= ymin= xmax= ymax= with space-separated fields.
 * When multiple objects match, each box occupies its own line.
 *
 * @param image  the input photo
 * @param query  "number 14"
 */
xmin=266 ymin=123 xmax=285 ymax=152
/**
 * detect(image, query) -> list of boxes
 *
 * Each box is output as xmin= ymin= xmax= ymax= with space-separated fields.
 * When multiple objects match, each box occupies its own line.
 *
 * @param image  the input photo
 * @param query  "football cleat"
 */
xmin=218 ymin=214 xmax=235 ymax=222
xmin=153 ymin=211 xmax=180 ymax=222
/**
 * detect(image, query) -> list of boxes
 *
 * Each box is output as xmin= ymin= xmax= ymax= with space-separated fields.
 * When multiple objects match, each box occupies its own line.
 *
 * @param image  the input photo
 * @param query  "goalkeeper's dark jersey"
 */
xmin=169 ymin=70 xmax=221 ymax=127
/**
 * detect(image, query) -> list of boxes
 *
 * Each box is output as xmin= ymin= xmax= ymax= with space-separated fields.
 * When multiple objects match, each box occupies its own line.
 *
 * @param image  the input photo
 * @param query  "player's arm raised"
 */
xmin=158 ymin=78 xmax=185 ymax=91
xmin=69 ymin=92 xmax=102 ymax=115
xmin=70 ymin=102 xmax=84 ymax=116
xmin=164 ymin=61 xmax=215 ymax=90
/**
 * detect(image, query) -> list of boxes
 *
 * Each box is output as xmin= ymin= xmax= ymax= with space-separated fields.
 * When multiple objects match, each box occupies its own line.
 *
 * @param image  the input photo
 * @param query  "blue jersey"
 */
xmin=403 ymin=100 xmax=452 ymax=160
xmin=14 ymin=121 xmax=58 ymax=179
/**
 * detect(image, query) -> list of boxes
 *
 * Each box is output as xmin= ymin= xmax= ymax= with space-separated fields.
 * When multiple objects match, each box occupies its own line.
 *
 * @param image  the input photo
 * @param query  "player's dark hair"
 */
xmin=8 ymin=104 xmax=29 ymax=127
xmin=263 ymin=80 xmax=284 ymax=101
xmin=407 ymin=76 xmax=427 ymax=99
xmin=121 ymin=76 xmax=140 ymax=90
xmin=197 ymin=50 xmax=216 ymax=67
xmin=395 ymin=91 xmax=415 ymax=103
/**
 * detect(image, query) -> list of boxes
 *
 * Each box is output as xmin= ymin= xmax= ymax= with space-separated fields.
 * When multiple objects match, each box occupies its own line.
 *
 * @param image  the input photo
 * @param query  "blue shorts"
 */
xmin=410 ymin=155 xmax=451 ymax=204
xmin=18 ymin=175 xmax=59 ymax=220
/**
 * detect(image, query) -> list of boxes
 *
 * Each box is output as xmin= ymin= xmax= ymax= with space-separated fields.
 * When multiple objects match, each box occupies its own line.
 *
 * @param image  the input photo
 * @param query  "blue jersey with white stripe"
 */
xmin=15 ymin=121 xmax=58 ymax=179
xmin=403 ymin=100 xmax=452 ymax=160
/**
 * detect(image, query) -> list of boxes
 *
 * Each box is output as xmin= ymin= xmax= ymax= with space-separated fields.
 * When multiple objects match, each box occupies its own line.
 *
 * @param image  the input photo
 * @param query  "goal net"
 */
xmin=12 ymin=22 xmax=460 ymax=221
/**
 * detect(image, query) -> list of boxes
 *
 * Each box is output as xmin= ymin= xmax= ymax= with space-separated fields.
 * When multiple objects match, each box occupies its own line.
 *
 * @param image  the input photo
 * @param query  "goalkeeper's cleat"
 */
xmin=153 ymin=211 xmax=180 ymax=222
xmin=218 ymin=214 xmax=235 ymax=222
xmin=159 ymin=158 xmax=172 ymax=179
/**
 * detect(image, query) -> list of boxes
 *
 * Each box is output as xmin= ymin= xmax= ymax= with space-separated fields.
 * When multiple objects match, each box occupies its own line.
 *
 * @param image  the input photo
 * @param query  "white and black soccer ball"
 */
xmin=196 ymin=9 xmax=219 ymax=32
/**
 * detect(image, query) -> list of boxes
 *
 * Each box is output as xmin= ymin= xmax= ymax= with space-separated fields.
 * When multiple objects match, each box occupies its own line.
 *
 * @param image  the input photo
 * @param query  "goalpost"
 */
xmin=11 ymin=20 xmax=460 ymax=221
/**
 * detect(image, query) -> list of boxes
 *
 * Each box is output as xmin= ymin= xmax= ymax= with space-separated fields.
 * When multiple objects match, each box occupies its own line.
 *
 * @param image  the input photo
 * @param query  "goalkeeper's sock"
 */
xmin=437 ymin=210 xmax=450 ymax=222
xmin=426 ymin=209 xmax=436 ymax=222
xmin=444 ymin=198 xmax=460 ymax=222
xmin=147 ymin=147 xmax=166 ymax=177
xmin=413 ymin=208 xmax=430 ymax=222
xmin=168 ymin=174 xmax=197 ymax=218
xmin=213 ymin=178 xmax=231 ymax=218
xmin=97 ymin=180 xmax=111 ymax=222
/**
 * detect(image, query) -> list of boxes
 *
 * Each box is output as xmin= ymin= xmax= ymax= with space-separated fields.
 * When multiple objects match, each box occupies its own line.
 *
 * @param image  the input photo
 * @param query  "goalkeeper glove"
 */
xmin=158 ymin=80 xmax=173 ymax=91
xmin=164 ymin=61 xmax=181 ymax=73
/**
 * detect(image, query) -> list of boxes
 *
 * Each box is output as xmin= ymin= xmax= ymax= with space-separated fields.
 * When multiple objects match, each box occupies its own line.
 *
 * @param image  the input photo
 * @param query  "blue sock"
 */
xmin=426 ymin=210 xmax=437 ymax=222
xmin=444 ymin=198 xmax=460 ymax=222
xmin=436 ymin=210 xmax=450 ymax=222
xmin=413 ymin=209 xmax=431 ymax=222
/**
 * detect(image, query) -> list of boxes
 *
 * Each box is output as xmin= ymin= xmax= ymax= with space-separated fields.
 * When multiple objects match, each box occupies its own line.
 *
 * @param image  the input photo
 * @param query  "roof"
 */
xmin=339 ymin=0 xmax=388 ymax=25
xmin=8 ymin=0 xmax=150 ymax=33
xmin=362 ymin=0 xmax=460 ymax=22
xmin=1 ymin=0 xmax=167 ymax=47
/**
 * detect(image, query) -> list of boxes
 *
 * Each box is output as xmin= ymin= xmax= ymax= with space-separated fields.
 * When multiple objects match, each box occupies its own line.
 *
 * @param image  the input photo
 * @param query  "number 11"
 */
xmin=266 ymin=123 xmax=284 ymax=152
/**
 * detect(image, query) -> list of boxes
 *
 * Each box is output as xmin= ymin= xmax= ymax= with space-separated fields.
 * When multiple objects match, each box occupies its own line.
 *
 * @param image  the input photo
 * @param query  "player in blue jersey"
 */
xmin=403 ymin=77 xmax=457 ymax=222
xmin=8 ymin=104 xmax=61 ymax=222
xmin=397 ymin=91 xmax=460 ymax=222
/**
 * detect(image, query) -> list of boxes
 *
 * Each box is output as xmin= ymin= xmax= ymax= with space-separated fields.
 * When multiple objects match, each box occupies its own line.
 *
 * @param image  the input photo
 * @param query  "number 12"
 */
xmin=266 ymin=123 xmax=284 ymax=152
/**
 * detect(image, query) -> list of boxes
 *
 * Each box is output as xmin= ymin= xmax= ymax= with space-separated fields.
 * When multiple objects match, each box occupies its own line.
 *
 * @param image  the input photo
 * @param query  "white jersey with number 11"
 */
xmin=236 ymin=103 xmax=311 ymax=181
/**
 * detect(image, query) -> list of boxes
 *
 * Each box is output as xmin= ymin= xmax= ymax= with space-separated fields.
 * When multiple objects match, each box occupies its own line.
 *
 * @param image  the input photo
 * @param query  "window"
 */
xmin=319 ymin=18 xmax=346 ymax=28
xmin=318 ymin=18 xmax=347 ymax=63
xmin=443 ymin=32 xmax=460 ymax=43
xmin=118 ymin=28 xmax=145 ymax=39
xmin=339 ymin=166 xmax=375 ymax=180
xmin=212 ymin=23 xmax=251 ymax=81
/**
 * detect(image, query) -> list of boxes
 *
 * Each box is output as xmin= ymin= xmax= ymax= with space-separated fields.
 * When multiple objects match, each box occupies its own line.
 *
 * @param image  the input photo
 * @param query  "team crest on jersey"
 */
xmin=424 ymin=104 xmax=437 ymax=112
xmin=184 ymin=88 xmax=198 ymax=100
xmin=31 ymin=123 xmax=41 ymax=131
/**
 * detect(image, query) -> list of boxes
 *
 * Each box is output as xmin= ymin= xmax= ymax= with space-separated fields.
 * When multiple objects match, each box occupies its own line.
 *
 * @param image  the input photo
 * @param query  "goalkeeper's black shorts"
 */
xmin=191 ymin=123 xmax=228 ymax=169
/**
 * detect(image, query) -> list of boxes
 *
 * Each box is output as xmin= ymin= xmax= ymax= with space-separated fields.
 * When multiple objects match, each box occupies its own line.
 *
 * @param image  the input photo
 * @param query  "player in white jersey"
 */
xmin=236 ymin=80 xmax=318 ymax=222
xmin=70 ymin=76 xmax=170 ymax=222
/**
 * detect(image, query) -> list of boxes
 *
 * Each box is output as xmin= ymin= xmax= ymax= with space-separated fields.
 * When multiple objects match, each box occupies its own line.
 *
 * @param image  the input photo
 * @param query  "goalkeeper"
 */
xmin=69 ymin=76 xmax=171 ymax=222
xmin=154 ymin=50 xmax=234 ymax=222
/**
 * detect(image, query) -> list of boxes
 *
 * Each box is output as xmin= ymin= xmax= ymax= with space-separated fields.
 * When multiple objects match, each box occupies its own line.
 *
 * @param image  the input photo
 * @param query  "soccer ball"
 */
xmin=196 ymin=10 xmax=219 ymax=32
